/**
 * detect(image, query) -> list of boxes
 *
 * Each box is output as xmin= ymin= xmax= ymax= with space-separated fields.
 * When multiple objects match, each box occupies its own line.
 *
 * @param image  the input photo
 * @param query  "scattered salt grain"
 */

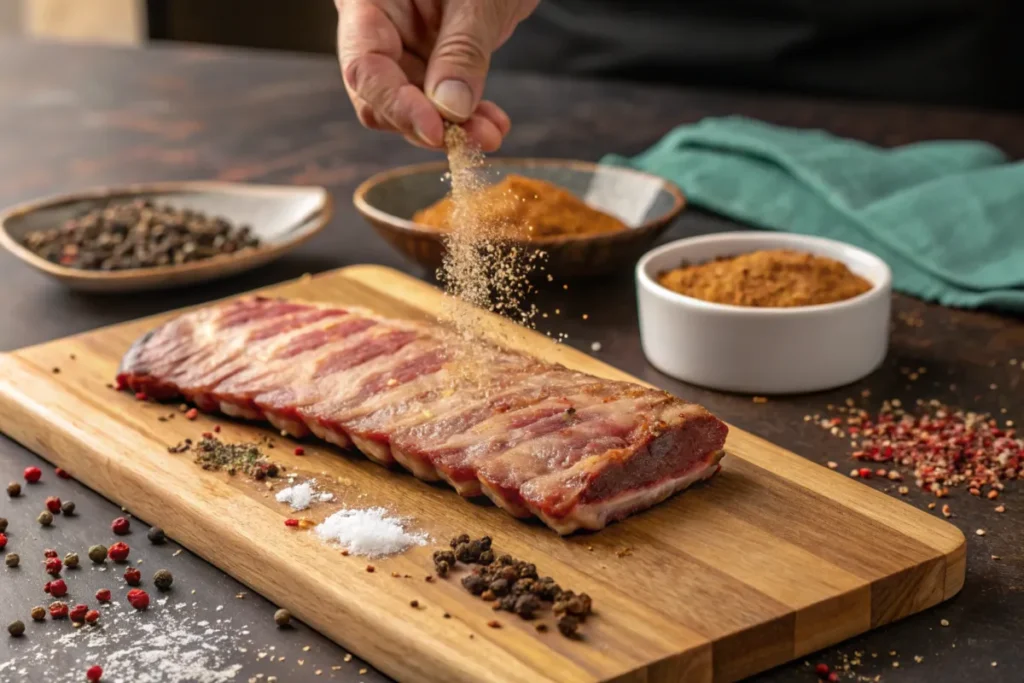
xmin=275 ymin=480 xmax=334 ymax=511
xmin=314 ymin=507 xmax=427 ymax=558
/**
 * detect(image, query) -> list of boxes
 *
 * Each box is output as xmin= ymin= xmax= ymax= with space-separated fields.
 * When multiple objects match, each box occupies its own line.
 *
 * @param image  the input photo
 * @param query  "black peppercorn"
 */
xmin=449 ymin=533 xmax=470 ymax=550
xmin=0 ymin=518 xmax=7 ymax=533
xmin=478 ymin=549 xmax=494 ymax=565
xmin=60 ymin=501 xmax=75 ymax=516
xmin=5 ymin=482 xmax=19 ymax=498
xmin=274 ymin=608 xmax=292 ymax=628
xmin=8 ymin=620 xmax=25 ymax=637
xmin=147 ymin=527 xmax=167 ymax=545
xmin=153 ymin=569 xmax=174 ymax=591
xmin=514 ymin=594 xmax=540 ymax=619
xmin=5 ymin=553 xmax=19 ymax=568
xmin=488 ymin=578 xmax=510 ymax=597
xmin=557 ymin=614 xmax=580 ymax=638
xmin=460 ymin=574 xmax=487 ymax=596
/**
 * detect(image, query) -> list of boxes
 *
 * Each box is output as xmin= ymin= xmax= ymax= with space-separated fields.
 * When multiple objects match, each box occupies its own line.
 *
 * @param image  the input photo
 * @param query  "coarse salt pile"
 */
xmin=274 ymin=480 xmax=334 ymax=511
xmin=314 ymin=507 xmax=427 ymax=558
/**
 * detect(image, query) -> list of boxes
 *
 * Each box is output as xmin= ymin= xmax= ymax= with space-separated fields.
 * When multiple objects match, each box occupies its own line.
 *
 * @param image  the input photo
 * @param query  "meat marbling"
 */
xmin=117 ymin=297 xmax=728 ymax=533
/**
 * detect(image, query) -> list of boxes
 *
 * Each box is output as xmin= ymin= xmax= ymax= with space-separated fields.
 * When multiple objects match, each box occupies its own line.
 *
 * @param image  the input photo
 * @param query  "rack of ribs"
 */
xmin=117 ymin=297 xmax=728 ymax=534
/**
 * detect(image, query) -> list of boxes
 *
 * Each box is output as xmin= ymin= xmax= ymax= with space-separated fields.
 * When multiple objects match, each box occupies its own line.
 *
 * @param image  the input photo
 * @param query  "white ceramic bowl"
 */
xmin=636 ymin=231 xmax=892 ymax=394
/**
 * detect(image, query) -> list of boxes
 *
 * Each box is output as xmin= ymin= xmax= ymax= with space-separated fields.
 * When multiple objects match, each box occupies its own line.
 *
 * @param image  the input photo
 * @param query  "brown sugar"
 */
xmin=657 ymin=249 xmax=872 ymax=307
xmin=413 ymin=174 xmax=627 ymax=240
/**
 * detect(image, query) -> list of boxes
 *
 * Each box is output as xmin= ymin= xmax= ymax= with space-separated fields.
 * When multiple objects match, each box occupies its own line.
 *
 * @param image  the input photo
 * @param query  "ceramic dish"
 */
xmin=636 ymin=231 xmax=892 ymax=394
xmin=353 ymin=158 xmax=685 ymax=277
xmin=0 ymin=181 xmax=332 ymax=293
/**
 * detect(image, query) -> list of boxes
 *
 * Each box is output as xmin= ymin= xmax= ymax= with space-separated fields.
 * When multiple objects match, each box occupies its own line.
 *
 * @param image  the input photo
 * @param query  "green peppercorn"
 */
xmin=6 ymin=482 xmax=20 ymax=497
xmin=153 ymin=569 xmax=173 ymax=591
xmin=63 ymin=552 xmax=79 ymax=569
xmin=88 ymin=545 xmax=107 ymax=564
xmin=30 ymin=606 xmax=46 ymax=621
xmin=5 ymin=553 xmax=18 ymax=568
xmin=37 ymin=510 xmax=53 ymax=526
xmin=273 ymin=608 xmax=292 ymax=628
xmin=61 ymin=501 xmax=75 ymax=516
xmin=8 ymin=620 xmax=25 ymax=637
xmin=147 ymin=527 xmax=166 ymax=545
xmin=0 ymin=518 xmax=7 ymax=533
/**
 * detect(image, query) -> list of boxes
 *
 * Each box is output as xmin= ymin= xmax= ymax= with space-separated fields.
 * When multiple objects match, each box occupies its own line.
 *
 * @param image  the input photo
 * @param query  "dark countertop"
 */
xmin=0 ymin=40 xmax=1020 ymax=683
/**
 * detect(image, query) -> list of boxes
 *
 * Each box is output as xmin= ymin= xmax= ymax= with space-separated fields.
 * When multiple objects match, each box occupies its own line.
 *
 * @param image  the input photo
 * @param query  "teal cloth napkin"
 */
xmin=602 ymin=116 xmax=1024 ymax=312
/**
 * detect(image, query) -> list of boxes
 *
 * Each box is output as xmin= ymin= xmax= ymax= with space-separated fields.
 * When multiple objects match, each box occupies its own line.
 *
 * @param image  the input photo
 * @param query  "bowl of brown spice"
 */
xmin=353 ymin=158 xmax=685 ymax=277
xmin=0 ymin=181 xmax=332 ymax=292
xmin=636 ymin=232 xmax=892 ymax=394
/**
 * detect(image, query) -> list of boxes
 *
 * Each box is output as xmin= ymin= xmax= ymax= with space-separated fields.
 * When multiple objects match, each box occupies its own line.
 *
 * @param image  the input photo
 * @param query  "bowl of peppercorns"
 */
xmin=0 ymin=181 xmax=332 ymax=292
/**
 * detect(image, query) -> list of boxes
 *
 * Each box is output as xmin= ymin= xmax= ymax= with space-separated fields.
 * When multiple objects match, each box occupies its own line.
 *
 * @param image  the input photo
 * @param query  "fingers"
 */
xmin=423 ymin=1 xmax=501 ymax=122
xmin=338 ymin=1 xmax=443 ymax=145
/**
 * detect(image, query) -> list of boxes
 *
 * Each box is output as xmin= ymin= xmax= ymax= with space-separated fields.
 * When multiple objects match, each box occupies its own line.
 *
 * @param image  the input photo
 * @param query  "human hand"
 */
xmin=336 ymin=0 xmax=538 ymax=151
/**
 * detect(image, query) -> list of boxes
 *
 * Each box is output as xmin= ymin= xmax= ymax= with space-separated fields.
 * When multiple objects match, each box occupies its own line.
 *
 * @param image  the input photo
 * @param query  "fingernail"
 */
xmin=414 ymin=122 xmax=441 ymax=147
xmin=430 ymin=80 xmax=473 ymax=121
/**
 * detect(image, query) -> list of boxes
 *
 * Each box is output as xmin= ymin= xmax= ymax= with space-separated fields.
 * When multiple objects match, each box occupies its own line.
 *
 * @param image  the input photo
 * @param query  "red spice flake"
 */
xmin=821 ymin=401 xmax=1022 ymax=497
xmin=124 ymin=567 xmax=142 ymax=586
xmin=214 ymin=425 xmax=221 ymax=433
xmin=45 ymin=496 xmax=62 ymax=514
xmin=111 ymin=517 xmax=131 ymax=535
xmin=85 ymin=609 xmax=100 ymax=624
xmin=134 ymin=391 xmax=148 ymax=401
xmin=127 ymin=588 xmax=150 ymax=610
xmin=108 ymin=542 xmax=130 ymax=562
xmin=365 ymin=565 xmax=375 ymax=573
xmin=43 ymin=549 xmax=58 ymax=559
xmin=49 ymin=601 xmax=69 ymax=619
xmin=23 ymin=466 xmax=42 ymax=483
xmin=86 ymin=664 xmax=103 ymax=682
xmin=95 ymin=588 xmax=112 ymax=602
xmin=202 ymin=431 xmax=213 ymax=439
xmin=69 ymin=604 xmax=89 ymax=623
xmin=0 ymin=533 xmax=6 ymax=551
xmin=45 ymin=557 xmax=63 ymax=576
xmin=48 ymin=579 xmax=68 ymax=597
xmin=284 ymin=518 xmax=300 ymax=527
xmin=857 ymin=468 xmax=873 ymax=479
xmin=487 ymin=620 xmax=501 ymax=629
xmin=55 ymin=467 xmax=71 ymax=479
xmin=294 ymin=447 xmax=305 ymax=456
xmin=185 ymin=408 xmax=199 ymax=420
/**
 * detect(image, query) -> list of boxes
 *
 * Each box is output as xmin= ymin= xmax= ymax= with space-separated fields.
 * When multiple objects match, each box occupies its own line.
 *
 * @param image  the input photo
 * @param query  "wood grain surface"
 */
xmin=0 ymin=265 xmax=965 ymax=683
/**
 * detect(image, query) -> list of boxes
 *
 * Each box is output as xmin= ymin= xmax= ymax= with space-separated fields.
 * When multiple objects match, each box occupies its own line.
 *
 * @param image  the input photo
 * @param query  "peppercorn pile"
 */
xmin=435 ymin=533 xmax=593 ymax=638
xmin=815 ymin=399 xmax=1020 ymax=499
xmin=175 ymin=435 xmax=282 ymax=480
xmin=21 ymin=199 xmax=260 ymax=271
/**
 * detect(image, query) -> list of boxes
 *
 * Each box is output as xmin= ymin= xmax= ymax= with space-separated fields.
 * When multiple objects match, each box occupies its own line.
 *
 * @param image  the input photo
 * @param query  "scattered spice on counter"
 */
xmin=124 ymin=567 xmax=142 ymax=586
xmin=153 ymin=569 xmax=174 ymax=591
xmin=88 ymin=545 xmax=108 ymax=564
xmin=273 ymin=608 xmax=292 ymax=628
xmin=45 ymin=496 xmax=62 ymax=514
xmin=126 ymin=588 xmax=150 ymax=610
xmin=95 ymin=589 xmax=111 ymax=602
xmin=108 ymin=542 xmax=130 ymax=563
xmin=24 ymin=466 xmax=42 ymax=483
xmin=5 ymin=552 xmax=19 ymax=568
xmin=44 ymin=548 xmax=59 ymax=559
xmin=817 ymin=399 xmax=1020 ymax=498
xmin=6 ymin=481 xmax=21 ymax=497
xmin=8 ymin=620 xmax=25 ymax=637
xmin=48 ymin=579 xmax=68 ymax=597
xmin=111 ymin=517 xmax=131 ymax=535
xmin=147 ymin=526 xmax=167 ymax=544
xmin=55 ymin=466 xmax=71 ymax=479
xmin=30 ymin=606 xmax=46 ymax=621
xmin=61 ymin=501 xmax=76 ymax=516
xmin=37 ymin=510 xmax=54 ymax=526
xmin=69 ymin=604 xmax=89 ymax=624
xmin=414 ymin=173 xmax=627 ymax=240
xmin=313 ymin=507 xmax=427 ymax=558
xmin=21 ymin=199 xmax=261 ymax=271
xmin=657 ymin=250 xmax=872 ymax=308
xmin=49 ymin=601 xmax=69 ymax=619
xmin=63 ymin=552 xmax=80 ymax=568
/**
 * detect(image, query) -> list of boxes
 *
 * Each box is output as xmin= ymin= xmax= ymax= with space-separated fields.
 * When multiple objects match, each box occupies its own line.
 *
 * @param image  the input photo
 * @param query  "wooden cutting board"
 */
xmin=0 ymin=265 xmax=965 ymax=683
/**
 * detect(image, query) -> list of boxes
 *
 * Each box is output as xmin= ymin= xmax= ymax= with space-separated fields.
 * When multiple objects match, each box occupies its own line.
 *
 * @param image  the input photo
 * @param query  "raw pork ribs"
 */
xmin=118 ymin=297 xmax=727 ymax=533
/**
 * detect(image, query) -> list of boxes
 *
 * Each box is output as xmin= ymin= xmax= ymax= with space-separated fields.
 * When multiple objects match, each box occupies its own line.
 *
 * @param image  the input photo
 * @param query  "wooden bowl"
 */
xmin=353 ymin=159 xmax=685 ymax=277
xmin=0 ymin=181 xmax=332 ymax=293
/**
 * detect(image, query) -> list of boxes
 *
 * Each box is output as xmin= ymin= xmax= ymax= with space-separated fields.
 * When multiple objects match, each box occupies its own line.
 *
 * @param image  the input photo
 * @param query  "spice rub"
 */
xmin=657 ymin=249 xmax=872 ymax=307
xmin=22 ymin=199 xmax=260 ymax=270
xmin=414 ymin=173 xmax=627 ymax=240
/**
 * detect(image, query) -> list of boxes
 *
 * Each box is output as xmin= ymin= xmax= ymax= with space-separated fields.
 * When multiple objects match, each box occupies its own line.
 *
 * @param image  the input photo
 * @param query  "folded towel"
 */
xmin=603 ymin=116 xmax=1024 ymax=312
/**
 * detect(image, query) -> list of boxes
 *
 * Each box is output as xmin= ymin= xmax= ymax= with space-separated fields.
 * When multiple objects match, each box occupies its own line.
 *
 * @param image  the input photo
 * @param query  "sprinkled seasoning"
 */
xmin=187 ymin=436 xmax=282 ymax=480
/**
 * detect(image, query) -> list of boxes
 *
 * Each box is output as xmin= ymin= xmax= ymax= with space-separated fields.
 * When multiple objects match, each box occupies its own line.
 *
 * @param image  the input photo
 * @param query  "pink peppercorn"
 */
xmin=69 ymin=604 xmax=88 ymax=623
xmin=127 ymin=588 xmax=149 ymax=610
xmin=86 ymin=665 xmax=103 ymax=682
xmin=108 ymin=542 xmax=130 ymax=562
xmin=294 ymin=447 xmax=305 ymax=456
xmin=55 ymin=467 xmax=71 ymax=479
xmin=815 ymin=663 xmax=830 ymax=677
xmin=45 ymin=496 xmax=62 ymax=514
xmin=48 ymin=579 xmax=67 ymax=597
xmin=124 ymin=567 xmax=142 ymax=586
xmin=43 ymin=549 xmax=58 ymax=559
xmin=111 ymin=517 xmax=131 ymax=535
xmin=0 ymin=533 xmax=6 ymax=551
xmin=185 ymin=408 xmax=198 ymax=420
xmin=24 ymin=466 xmax=41 ymax=483
xmin=45 ymin=557 xmax=63 ymax=576
xmin=85 ymin=609 xmax=100 ymax=624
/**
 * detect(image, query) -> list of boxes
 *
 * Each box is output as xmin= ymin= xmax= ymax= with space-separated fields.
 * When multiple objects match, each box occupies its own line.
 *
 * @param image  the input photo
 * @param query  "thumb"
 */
xmin=424 ymin=1 xmax=504 ymax=122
